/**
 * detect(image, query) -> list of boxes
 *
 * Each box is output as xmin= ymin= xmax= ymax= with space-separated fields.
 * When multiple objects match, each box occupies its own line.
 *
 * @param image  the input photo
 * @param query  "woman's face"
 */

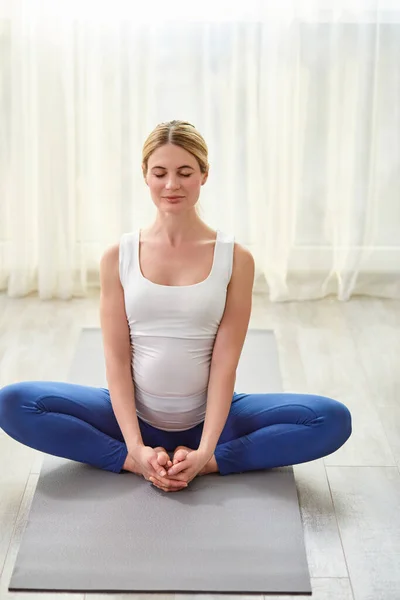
xmin=144 ymin=143 xmax=208 ymax=212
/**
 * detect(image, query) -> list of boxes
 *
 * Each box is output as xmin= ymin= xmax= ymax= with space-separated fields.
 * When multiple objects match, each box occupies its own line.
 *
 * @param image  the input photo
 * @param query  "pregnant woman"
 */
xmin=0 ymin=120 xmax=352 ymax=493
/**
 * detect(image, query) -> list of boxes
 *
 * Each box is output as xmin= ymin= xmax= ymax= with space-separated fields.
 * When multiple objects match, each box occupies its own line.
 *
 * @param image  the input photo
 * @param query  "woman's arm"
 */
xmin=198 ymin=243 xmax=255 ymax=460
xmin=99 ymin=244 xmax=144 ymax=452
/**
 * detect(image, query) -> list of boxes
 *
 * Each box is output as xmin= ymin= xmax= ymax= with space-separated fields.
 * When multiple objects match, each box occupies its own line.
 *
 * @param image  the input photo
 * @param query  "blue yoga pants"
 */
xmin=0 ymin=381 xmax=352 ymax=475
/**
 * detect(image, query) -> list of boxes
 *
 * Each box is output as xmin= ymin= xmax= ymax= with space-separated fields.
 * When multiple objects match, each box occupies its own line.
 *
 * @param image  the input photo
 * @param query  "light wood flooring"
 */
xmin=0 ymin=292 xmax=399 ymax=600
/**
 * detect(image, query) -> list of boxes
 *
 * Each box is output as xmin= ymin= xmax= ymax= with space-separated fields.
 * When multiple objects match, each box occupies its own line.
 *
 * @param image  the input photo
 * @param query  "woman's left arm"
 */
xmin=197 ymin=243 xmax=255 ymax=461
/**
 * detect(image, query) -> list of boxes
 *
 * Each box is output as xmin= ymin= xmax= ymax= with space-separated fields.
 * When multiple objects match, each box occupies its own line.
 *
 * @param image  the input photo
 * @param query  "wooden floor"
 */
xmin=0 ymin=292 xmax=399 ymax=600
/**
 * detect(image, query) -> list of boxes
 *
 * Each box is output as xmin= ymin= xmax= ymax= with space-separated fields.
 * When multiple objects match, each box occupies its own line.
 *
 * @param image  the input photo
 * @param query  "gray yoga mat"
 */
xmin=9 ymin=328 xmax=311 ymax=595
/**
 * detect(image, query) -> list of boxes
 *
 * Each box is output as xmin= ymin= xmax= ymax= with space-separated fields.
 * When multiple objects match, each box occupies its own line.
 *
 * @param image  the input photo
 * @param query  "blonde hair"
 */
xmin=142 ymin=120 xmax=209 ymax=215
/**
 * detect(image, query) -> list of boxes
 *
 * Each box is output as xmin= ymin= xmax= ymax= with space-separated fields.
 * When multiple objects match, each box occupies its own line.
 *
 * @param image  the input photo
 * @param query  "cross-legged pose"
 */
xmin=0 ymin=120 xmax=352 ymax=493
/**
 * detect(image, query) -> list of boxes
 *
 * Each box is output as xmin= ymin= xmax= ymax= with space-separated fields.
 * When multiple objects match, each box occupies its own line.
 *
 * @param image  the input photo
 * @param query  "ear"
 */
xmin=201 ymin=169 xmax=209 ymax=186
xmin=142 ymin=165 xmax=148 ymax=186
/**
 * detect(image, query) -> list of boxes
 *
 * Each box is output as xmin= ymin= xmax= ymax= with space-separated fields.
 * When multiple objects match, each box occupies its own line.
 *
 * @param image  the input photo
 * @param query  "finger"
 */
xmin=150 ymin=457 xmax=168 ymax=478
xmin=149 ymin=479 xmax=168 ymax=491
xmin=150 ymin=477 xmax=186 ymax=492
xmin=167 ymin=460 xmax=188 ymax=476
xmin=154 ymin=483 xmax=177 ymax=492
xmin=150 ymin=480 xmax=169 ymax=492
xmin=152 ymin=474 xmax=187 ymax=489
xmin=165 ymin=471 xmax=187 ymax=483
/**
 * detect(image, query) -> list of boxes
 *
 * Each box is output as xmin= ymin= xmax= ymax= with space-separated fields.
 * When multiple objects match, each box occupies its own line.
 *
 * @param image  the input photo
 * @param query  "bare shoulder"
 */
xmin=100 ymin=243 xmax=119 ymax=264
xmin=99 ymin=243 xmax=120 ymax=283
xmin=230 ymin=242 xmax=255 ymax=287
xmin=232 ymin=242 xmax=255 ymax=270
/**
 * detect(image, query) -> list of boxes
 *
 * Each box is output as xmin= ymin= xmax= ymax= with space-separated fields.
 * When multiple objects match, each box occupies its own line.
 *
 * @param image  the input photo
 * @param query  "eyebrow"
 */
xmin=151 ymin=165 xmax=195 ymax=171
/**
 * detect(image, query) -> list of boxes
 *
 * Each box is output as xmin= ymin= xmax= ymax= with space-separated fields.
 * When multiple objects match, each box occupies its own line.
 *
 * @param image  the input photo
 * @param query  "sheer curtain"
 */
xmin=0 ymin=0 xmax=399 ymax=301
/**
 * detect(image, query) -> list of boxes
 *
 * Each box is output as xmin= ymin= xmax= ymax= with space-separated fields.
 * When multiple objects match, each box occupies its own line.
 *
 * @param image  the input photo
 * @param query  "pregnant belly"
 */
xmin=132 ymin=336 xmax=213 ymax=398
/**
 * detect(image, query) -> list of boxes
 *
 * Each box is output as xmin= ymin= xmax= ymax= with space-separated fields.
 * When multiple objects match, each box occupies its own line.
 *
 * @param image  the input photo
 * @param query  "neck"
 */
xmin=149 ymin=210 xmax=205 ymax=246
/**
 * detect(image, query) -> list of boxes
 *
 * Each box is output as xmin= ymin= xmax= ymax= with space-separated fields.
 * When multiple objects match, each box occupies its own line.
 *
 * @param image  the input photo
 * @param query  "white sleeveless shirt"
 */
xmin=118 ymin=228 xmax=235 ymax=431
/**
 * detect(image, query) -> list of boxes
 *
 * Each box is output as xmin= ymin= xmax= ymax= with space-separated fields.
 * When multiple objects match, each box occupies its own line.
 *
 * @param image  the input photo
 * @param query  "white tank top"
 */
xmin=118 ymin=228 xmax=235 ymax=431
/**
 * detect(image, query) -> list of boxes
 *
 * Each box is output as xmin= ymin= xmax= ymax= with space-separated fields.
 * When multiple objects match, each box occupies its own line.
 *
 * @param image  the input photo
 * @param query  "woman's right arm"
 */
xmin=99 ymin=244 xmax=144 ymax=452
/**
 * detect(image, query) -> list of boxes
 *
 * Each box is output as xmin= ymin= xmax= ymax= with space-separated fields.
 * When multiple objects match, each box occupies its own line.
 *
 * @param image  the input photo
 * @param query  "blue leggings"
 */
xmin=0 ymin=381 xmax=352 ymax=476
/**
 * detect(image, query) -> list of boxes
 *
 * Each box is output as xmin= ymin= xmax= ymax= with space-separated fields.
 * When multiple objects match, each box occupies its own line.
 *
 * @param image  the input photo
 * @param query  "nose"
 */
xmin=165 ymin=175 xmax=180 ymax=190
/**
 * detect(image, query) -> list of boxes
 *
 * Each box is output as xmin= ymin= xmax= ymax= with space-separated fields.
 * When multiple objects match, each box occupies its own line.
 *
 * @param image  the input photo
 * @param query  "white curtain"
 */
xmin=0 ymin=0 xmax=399 ymax=301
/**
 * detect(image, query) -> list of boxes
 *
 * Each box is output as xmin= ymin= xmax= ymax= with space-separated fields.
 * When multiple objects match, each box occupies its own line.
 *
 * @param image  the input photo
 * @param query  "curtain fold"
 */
xmin=1 ymin=0 xmax=399 ymax=301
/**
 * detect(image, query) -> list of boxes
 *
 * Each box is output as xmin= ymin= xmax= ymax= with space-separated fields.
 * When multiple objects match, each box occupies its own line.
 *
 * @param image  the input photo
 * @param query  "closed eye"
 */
xmin=154 ymin=174 xmax=191 ymax=178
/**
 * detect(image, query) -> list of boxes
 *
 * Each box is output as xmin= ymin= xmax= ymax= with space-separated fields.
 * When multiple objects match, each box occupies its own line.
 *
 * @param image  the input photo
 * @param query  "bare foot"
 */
xmin=122 ymin=446 xmax=172 ymax=475
xmin=171 ymin=445 xmax=193 ymax=467
xmin=154 ymin=446 xmax=173 ymax=471
xmin=170 ymin=445 xmax=219 ymax=476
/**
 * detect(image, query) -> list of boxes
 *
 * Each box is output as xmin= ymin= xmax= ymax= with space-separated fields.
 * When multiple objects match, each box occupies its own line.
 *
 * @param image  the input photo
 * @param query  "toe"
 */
xmin=173 ymin=447 xmax=191 ymax=464
xmin=155 ymin=448 xmax=170 ymax=467
xmin=158 ymin=453 xmax=170 ymax=467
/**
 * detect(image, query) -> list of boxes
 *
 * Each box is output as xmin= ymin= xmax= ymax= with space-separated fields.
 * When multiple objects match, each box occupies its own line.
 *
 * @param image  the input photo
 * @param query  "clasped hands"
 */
xmin=149 ymin=447 xmax=210 ymax=493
